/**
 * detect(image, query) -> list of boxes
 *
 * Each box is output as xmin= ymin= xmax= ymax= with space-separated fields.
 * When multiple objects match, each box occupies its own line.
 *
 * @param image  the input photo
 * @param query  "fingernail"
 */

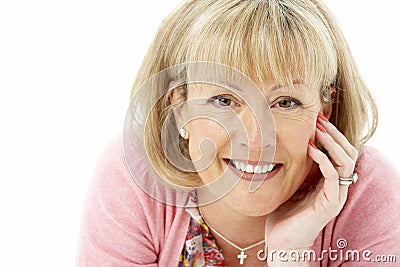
xmin=316 ymin=122 xmax=327 ymax=133
xmin=308 ymin=141 xmax=318 ymax=149
xmin=317 ymin=113 xmax=329 ymax=122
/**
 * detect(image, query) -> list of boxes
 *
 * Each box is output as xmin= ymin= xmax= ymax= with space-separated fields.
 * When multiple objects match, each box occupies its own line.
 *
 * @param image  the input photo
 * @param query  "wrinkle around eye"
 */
xmin=208 ymin=94 xmax=241 ymax=108
xmin=270 ymin=97 xmax=302 ymax=111
xmin=272 ymin=106 xmax=317 ymax=123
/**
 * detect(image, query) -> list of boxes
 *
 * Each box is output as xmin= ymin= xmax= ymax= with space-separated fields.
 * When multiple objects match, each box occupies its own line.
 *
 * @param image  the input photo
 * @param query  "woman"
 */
xmin=77 ymin=0 xmax=400 ymax=266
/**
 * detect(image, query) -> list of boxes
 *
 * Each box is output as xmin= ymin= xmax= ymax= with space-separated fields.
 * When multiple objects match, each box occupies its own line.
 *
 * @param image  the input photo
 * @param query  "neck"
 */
xmin=199 ymin=201 xmax=267 ymax=266
xmin=199 ymin=200 xmax=266 ymax=248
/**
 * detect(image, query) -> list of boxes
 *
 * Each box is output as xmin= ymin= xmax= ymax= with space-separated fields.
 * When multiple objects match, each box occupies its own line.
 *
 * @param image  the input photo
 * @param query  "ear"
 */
xmin=168 ymin=81 xmax=178 ymax=105
xmin=321 ymin=85 xmax=336 ymax=119
xmin=168 ymin=80 xmax=186 ymax=131
xmin=169 ymin=81 xmax=180 ymax=106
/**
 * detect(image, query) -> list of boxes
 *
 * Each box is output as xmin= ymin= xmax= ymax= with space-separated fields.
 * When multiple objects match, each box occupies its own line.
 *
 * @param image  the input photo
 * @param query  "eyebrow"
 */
xmin=222 ymin=81 xmax=243 ymax=92
xmin=270 ymin=79 xmax=304 ymax=92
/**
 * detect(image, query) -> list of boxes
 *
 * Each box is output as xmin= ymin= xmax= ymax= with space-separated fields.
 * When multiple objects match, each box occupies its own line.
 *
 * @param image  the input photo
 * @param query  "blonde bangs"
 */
xmin=164 ymin=0 xmax=337 ymax=89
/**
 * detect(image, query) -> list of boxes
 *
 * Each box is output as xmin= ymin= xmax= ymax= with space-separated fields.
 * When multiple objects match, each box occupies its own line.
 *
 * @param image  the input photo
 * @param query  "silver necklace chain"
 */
xmin=199 ymin=208 xmax=265 ymax=264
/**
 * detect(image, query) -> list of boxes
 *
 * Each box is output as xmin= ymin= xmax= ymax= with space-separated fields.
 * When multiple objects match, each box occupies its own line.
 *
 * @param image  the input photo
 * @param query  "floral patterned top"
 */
xmin=178 ymin=192 xmax=226 ymax=267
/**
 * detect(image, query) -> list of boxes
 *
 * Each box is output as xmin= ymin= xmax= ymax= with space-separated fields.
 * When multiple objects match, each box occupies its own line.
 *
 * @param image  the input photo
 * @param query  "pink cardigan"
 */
xmin=77 ymin=134 xmax=400 ymax=266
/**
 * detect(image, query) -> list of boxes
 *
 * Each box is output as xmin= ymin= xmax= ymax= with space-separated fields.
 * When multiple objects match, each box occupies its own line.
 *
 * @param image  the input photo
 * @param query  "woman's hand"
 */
xmin=264 ymin=114 xmax=358 ymax=265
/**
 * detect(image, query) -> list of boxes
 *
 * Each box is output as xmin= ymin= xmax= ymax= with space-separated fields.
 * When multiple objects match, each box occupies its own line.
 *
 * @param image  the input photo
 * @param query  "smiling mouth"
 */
xmin=225 ymin=159 xmax=281 ymax=174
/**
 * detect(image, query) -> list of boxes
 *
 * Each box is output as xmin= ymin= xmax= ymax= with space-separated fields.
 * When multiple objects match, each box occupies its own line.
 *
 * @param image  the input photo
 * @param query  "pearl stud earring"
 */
xmin=179 ymin=128 xmax=186 ymax=138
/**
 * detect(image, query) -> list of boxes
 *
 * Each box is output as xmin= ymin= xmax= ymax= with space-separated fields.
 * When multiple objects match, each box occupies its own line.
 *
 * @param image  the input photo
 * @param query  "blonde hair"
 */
xmin=129 ymin=0 xmax=378 ymax=187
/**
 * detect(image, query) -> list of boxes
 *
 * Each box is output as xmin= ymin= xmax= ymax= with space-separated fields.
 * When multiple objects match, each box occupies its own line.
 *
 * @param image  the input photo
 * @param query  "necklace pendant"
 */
xmin=237 ymin=250 xmax=247 ymax=265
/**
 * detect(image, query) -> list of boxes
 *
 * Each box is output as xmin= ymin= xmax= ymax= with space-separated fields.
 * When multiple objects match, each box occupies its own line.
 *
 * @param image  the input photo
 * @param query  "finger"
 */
xmin=308 ymin=142 xmax=339 ymax=201
xmin=315 ymin=123 xmax=355 ymax=176
xmin=316 ymin=115 xmax=355 ymax=205
xmin=308 ymin=142 xmax=349 ymax=210
xmin=338 ymin=182 xmax=350 ymax=206
xmin=317 ymin=114 xmax=358 ymax=161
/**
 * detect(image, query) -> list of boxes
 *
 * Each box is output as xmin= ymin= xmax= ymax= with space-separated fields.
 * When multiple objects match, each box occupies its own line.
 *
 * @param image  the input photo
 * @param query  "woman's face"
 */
xmin=179 ymin=77 xmax=324 ymax=216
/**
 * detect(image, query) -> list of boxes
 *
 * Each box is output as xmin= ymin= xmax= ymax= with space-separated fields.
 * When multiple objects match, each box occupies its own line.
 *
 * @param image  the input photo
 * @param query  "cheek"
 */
xmin=187 ymin=119 xmax=229 ymax=161
xmin=275 ymin=117 xmax=316 ymax=153
xmin=275 ymin=117 xmax=317 ymax=187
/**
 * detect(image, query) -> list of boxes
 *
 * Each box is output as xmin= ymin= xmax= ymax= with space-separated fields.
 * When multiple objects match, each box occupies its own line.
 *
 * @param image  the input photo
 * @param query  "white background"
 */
xmin=0 ymin=1 xmax=398 ymax=266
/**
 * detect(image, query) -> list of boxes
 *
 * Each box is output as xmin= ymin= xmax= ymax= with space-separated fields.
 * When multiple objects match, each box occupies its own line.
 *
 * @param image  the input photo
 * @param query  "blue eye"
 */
xmin=208 ymin=95 xmax=239 ymax=107
xmin=273 ymin=97 xmax=302 ymax=109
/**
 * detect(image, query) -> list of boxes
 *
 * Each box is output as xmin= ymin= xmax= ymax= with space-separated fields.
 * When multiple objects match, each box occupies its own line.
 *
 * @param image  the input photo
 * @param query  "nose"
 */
xmin=238 ymin=108 xmax=275 ymax=151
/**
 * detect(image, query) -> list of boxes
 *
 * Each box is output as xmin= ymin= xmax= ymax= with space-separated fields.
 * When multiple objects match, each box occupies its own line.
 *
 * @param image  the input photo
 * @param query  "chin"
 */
xmin=223 ymin=186 xmax=287 ymax=217
xmin=233 ymin=203 xmax=279 ymax=217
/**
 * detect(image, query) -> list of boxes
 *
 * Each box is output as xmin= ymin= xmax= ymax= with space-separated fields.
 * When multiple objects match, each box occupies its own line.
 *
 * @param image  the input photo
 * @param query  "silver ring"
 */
xmin=339 ymin=173 xmax=358 ymax=185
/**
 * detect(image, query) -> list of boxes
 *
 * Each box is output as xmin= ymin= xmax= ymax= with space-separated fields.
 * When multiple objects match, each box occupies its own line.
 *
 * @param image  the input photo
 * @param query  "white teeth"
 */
xmin=240 ymin=162 xmax=246 ymax=171
xmin=245 ymin=165 xmax=254 ymax=173
xmin=268 ymin=164 xmax=274 ymax=172
xmin=233 ymin=161 xmax=239 ymax=169
xmin=254 ymin=165 xmax=262 ymax=174
xmin=261 ymin=165 xmax=269 ymax=173
xmin=230 ymin=160 xmax=276 ymax=174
